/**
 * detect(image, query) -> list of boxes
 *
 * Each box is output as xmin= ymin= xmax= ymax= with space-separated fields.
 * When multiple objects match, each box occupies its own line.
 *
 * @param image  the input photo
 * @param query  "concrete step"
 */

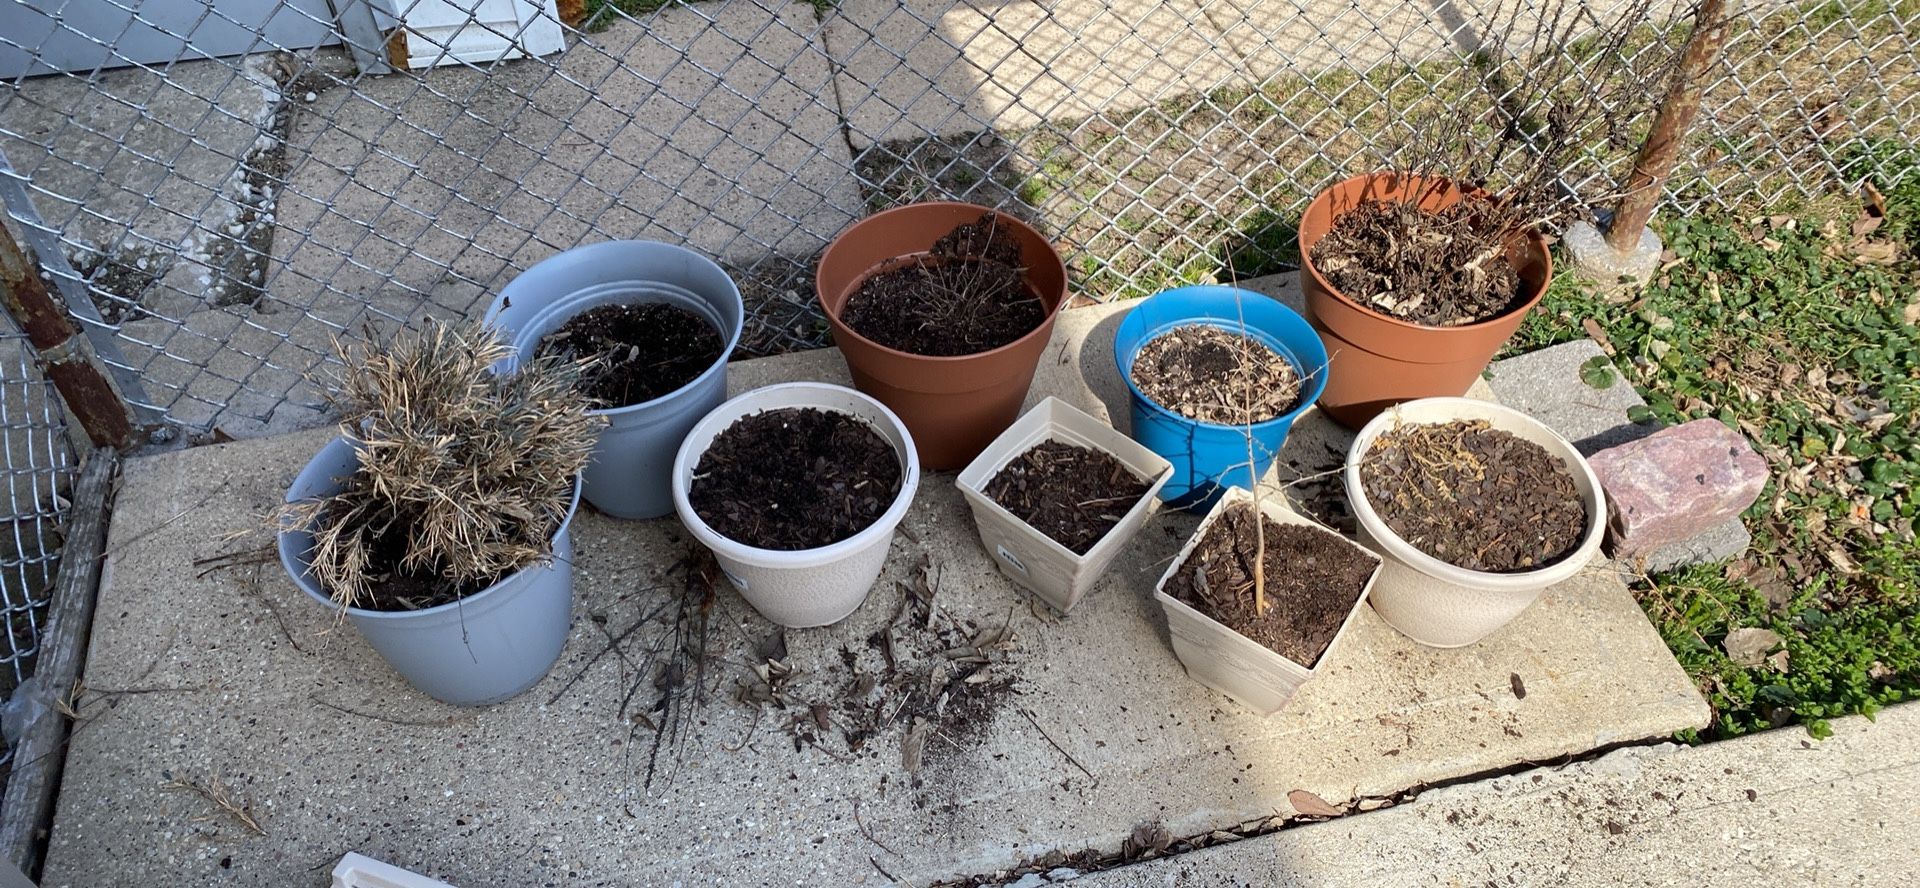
xmin=44 ymin=298 xmax=1706 ymax=887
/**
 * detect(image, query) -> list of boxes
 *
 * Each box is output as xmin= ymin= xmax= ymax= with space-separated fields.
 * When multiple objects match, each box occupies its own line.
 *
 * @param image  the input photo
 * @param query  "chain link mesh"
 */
xmin=0 ymin=0 xmax=1912 ymax=440
xmin=0 ymin=322 xmax=77 ymax=770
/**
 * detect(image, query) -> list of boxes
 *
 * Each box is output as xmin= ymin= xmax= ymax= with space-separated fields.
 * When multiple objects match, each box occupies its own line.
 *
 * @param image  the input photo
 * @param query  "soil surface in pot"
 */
xmin=1162 ymin=502 xmax=1375 ymax=667
xmin=1360 ymin=419 xmax=1588 ymax=572
xmin=690 ymin=407 xmax=903 ymax=550
xmin=535 ymin=302 xmax=722 ymax=408
xmin=983 ymin=439 xmax=1152 ymax=555
xmin=840 ymin=213 xmax=1046 ymax=357
xmin=1310 ymin=198 xmax=1527 ymax=327
xmin=1130 ymin=323 xmax=1301 ymax=424
xmin=317 ymin=491 xmax=500 ymax=612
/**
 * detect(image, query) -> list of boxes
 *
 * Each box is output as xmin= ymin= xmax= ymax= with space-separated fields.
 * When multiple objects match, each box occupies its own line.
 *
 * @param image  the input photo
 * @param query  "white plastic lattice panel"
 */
xmin=332 ymin=853 xmax=464 ymax=888
xmin=389 ymin=0 xmax=566 ymax=68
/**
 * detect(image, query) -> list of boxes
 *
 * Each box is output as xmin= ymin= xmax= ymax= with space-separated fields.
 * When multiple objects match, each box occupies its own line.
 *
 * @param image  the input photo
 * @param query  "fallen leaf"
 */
xmin=1767 ymin=649 xmax=1791 ymax=674
xmin=1854 ymin=241 xmax=1900 ymax=265
xmin=1826 ymin=547 xmax=1859 ymax=575
xmin=1864 ymin=181 xmax=1888 ymax=217
xmin=1582 ymin=319 xmax=1616 ymax=355
xmin=1853 ymin=214 xmax=1884 ymax=239
xmin=1288 ymin=789 xmax=1347 ymax=818
xmin=1723 ymin=627 xmax=1784 ymax=667
xmin=901 ymin=717 xmax=932 ymax=774
xmin=1124 ymin=821 xmax=1173 ymax=858
xmin=1509 ymin=672 xmax=1528 ymax=700
xmin=1904 ymin=301 xmax=1919 ymax=326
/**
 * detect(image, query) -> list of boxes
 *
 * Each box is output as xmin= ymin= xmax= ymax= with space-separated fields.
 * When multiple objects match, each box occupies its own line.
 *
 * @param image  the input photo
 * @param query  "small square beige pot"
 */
xmin=957 ymin=397 xmax=1174 ymax=614
xmin=1153 ymin=487 xmax=1382 ymax=716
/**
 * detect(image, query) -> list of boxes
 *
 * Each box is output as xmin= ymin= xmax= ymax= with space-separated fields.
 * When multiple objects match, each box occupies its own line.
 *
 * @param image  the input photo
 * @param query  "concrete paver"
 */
xmin=1074 ymin=703 xmax=1920 ymax=887
xmin=43 ymin=301 xmax=1705 ymax=887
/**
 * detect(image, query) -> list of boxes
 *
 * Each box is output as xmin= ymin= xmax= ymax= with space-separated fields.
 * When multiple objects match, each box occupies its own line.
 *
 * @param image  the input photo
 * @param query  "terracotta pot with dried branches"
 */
xmin=1300 ymin=0 xmax=1672 ymax=428
xmin=277 ymin=320 xmax=602 ymax=706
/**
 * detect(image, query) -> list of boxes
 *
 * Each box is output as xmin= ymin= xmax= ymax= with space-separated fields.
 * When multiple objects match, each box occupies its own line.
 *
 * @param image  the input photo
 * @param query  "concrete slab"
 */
xmin=822 ymin=0 xmax=1248 ymax=147
xmin=1072 ymin=702 xmax=1920 ymax=887
xmin=42 ymin=302 xmax=1706 ymax=887
xmin=0 ymin=54 xmax=290 ymax=323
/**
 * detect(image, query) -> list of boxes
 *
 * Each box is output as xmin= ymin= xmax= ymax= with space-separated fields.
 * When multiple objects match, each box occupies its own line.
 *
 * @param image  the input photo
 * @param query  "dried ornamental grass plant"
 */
xmin=1310 ymin=0 xmax=1679 ymax=326
xmin=284 ymin=320 xmax=602 ymax=611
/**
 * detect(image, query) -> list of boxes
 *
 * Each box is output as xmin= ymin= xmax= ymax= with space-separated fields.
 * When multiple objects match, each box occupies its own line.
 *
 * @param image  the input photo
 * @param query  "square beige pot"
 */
xmin=1152 ymin=487 xmax=1382 ymax=716
xmin=956 ymin=397 xmax=1173 ymax=614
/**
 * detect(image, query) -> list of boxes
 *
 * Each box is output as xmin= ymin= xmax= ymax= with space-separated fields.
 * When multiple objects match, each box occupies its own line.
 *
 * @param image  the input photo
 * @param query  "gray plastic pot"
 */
xmin=486 ymin=241 xmax=743 ymax=519
xmin=277 ymin=437 xmax=580 ymax=707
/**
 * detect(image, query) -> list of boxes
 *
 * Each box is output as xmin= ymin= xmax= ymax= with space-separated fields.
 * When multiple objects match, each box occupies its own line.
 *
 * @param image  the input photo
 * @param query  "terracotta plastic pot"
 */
xmin=816 ymin=202 xmax=1069 ymax=471
xmin=1299 ymin=172 xmax=1552 ymax=429
xmin=1345 ymin=398 xmax=1606 ymax=648
xmin=1152 ymin=487 xmax=1380 ymax=716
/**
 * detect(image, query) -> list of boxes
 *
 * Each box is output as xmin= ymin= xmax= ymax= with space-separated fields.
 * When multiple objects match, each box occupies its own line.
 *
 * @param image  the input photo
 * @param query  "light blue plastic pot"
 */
xmin=278 ymin=437 xmax=580 ymax=707
xmin=1113 ymin=286 xmax=1330 ymax=510
xmin=486 ymin=241 xmax=743 ymax=519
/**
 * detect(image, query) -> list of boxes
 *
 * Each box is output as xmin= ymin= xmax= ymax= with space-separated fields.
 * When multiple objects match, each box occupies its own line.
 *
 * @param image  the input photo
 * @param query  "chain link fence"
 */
xmin=0 ymin=0 xmax=1911 ymax=444
xmin=0 ymin=322 xmax=76 ymax=773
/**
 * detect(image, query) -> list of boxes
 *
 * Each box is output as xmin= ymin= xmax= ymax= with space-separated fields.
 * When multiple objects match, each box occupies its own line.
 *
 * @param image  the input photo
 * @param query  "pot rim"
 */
xmin=1299 ymin=171 xmax=1552 ymax=334
xmin=1343 ymin=397 xmax=1607 ymax=589
xmin=1115 ymin=285 xmax=1329 ymax=433
xmin=817 ymin=201 xmax=1070 ymax=364
xmin=671 ymin=381 xmax=923 ymax=566
xmin=1152 ymin=485 xmax=1382 ymax=671
xmin=278 ymin=437 xmax=585 ymax=621
xmin=493 ymin=242 xmax=743 ymax=418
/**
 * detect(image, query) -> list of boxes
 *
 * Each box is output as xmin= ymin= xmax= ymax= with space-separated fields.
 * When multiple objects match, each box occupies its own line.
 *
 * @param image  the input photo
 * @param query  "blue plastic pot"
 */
xmin=1113 ymin=286 xmax=1329 ymax=510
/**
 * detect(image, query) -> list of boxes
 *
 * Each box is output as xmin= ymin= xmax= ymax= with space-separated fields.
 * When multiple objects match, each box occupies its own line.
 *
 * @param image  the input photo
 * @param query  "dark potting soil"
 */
xmin=1161 ymin=503 xmax=1375 ymax=667
xmin=1129 ymin=323 xmax=1301 ymax=425
xmin=1309 ymin=199 xmax=1527 ymax=327
xmin=535 ymin=302 xmax=723 ymax=408
xmin=982 ymin=439 xmax=1153 ymax=555
xmin=840 ymin=213 xmax=1046 ymax=357
xmin=690 ymin=407 xmax=903 ymax=551
xmin=1360 ymin=419 xmax=1588 ymax=573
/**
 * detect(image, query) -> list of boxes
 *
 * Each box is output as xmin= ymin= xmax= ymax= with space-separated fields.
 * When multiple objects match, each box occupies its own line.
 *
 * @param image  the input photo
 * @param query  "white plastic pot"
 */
xmin=1152 ymin=486 xmax=1380 ymax=716
xmin=1345 ymin=397 xmax=1607 ymax=648
xmin=956 ymin=397 xmax=1171 ymax=614
xmin=671 ymin=382 xmax=921 ymax=628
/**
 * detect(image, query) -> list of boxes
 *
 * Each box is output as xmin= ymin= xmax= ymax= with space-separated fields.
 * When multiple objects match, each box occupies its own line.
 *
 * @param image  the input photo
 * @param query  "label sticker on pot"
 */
xmin=721 ymin=566 xmax=748 ymax=591
xmin=996 ymin=545 xmax=1029 ymax=575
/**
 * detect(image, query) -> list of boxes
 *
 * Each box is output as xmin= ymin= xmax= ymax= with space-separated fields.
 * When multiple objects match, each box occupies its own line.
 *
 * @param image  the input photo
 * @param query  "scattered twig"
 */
xmin=852 ymin=799 xmax=898 ymax=856
xmin=1018 ymin=707 xmax=1096 ymax=783
xmin=164 ymin=772 xmax=267 ymax=836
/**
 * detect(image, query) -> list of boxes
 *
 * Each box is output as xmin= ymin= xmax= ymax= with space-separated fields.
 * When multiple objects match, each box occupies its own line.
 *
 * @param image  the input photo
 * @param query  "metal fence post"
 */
xmin=0 ymin=222 xmax=141 ymax=450
xmin=1605 ymin=0 xmax=1733 ymax=252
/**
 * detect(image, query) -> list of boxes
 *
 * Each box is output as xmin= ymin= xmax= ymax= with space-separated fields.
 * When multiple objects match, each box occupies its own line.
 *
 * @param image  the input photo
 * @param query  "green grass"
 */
xmin=1520 ymin=143 xmax=1920 ymax=742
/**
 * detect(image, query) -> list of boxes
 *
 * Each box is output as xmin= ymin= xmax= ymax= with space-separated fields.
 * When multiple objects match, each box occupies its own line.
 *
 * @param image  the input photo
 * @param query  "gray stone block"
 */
xmin=1485 ymin=339 xmax=1656 ymax=455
